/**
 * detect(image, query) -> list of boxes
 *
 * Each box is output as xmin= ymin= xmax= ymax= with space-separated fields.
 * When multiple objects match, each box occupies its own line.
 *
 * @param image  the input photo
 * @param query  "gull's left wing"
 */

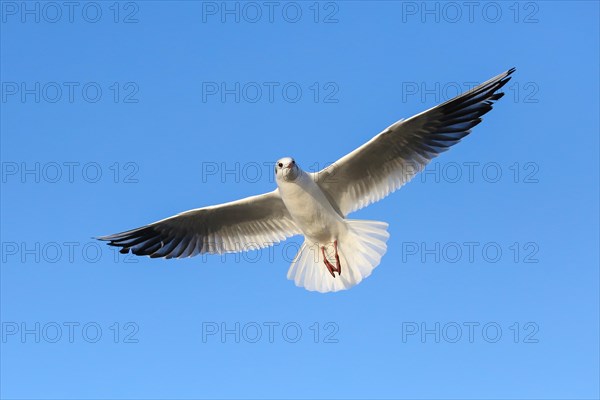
xmin=313 ymin=68 xmax=515 ymax=216
xmin=97 ymin=190 xmax=300 ymax=258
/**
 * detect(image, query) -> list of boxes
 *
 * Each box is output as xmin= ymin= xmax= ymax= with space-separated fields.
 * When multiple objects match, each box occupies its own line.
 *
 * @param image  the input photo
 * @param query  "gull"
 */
xmin=98 ymin=68 xmax=515 ymax=293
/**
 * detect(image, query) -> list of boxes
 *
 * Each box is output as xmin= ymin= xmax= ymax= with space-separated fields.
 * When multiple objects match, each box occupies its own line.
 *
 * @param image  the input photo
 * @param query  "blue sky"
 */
xmin=1 ymin=1 xmax=598 ymax=399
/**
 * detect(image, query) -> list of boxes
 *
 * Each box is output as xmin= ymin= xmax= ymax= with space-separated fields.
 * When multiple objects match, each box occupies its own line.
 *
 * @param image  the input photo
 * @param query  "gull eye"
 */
xmin=291 ymin=160 xmax=295 ymax=165
xmin=278 ymin=163 xmax=283 ymax=167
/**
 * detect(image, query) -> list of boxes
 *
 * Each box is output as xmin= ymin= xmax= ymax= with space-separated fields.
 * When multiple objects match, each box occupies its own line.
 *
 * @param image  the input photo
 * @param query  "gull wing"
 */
xmin=97 ymin=190 xmax=299 ymax=258
xmin=313 ymin=68 xmax=515 ymax=216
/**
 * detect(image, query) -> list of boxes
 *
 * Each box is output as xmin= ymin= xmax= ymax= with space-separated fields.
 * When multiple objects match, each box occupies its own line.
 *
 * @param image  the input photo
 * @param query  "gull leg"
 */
xmin=321 ymin=246 xmax=336 ymax=278
xmin=334 ymin=240 xmax=341 ymax=275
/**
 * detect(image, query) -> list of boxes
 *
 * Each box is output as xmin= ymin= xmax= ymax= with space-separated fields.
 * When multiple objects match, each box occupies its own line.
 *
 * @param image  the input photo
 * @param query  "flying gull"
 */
xmin=98 ymin=68 xmax=515 ymax=293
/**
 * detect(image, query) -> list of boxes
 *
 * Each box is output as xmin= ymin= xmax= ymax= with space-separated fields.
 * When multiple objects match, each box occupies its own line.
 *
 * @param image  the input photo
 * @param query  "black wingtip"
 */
xmin=497 ymin=68 xmax=516 ymax=85
xmin=500 ymin=67 xmax=516 ymax=83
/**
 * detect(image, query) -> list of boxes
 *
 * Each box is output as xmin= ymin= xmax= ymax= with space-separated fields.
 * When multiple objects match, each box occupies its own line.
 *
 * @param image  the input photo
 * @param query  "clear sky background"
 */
xmin=1 ymin=1 xmax=598 ymax=399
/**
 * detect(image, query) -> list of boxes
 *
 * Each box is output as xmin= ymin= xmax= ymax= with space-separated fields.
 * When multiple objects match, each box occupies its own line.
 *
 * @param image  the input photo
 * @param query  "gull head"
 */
xmin=275 ymin=157 xmax=300 ymax=182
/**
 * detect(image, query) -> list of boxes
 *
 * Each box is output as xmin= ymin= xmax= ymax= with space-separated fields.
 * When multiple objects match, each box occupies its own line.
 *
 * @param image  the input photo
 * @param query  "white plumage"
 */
xmin=98 ymin=68 xmax=515 ymax=292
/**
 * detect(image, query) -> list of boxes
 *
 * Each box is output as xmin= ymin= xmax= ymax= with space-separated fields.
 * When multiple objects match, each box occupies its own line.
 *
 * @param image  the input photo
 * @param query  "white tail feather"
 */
xmin=287 ymin=220 xmax=390 ymax=293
